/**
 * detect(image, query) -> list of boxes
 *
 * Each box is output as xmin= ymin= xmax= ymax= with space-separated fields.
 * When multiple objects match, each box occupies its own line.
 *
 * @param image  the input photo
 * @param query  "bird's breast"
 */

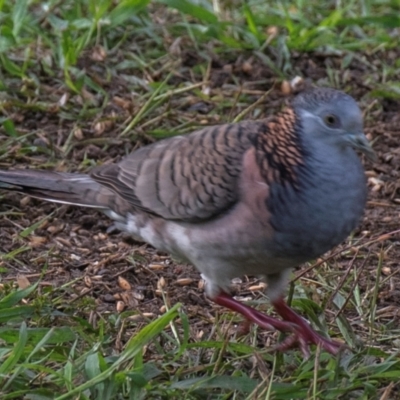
xmin=268 ymin=149 xmax=367 ymax=262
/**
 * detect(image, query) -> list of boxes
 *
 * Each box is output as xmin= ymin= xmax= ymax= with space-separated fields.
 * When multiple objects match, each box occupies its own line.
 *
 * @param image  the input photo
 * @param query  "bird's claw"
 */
xmin=274 ymin=324 xmax=344 ymax=359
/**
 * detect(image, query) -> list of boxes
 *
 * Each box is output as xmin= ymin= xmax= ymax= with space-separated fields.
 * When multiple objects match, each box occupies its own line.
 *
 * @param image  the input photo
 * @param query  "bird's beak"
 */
xmin=348 ymin=133 xmax=376 ymax=162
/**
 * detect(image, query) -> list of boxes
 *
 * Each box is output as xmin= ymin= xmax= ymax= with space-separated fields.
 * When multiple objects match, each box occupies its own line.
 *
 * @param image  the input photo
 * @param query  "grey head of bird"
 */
xmin=292 ymin=88 xmax=375 ymax=161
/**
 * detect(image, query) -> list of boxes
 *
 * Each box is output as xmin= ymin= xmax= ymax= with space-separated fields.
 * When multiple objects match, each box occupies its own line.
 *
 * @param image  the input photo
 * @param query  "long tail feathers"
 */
xmin=0 ymin=169 xmax=112 ymax=209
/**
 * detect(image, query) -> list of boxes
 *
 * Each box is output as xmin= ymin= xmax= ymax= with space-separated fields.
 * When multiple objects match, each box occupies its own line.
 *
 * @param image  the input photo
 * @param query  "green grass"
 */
xmin=1 ymin=0 xmax=400 ymax=398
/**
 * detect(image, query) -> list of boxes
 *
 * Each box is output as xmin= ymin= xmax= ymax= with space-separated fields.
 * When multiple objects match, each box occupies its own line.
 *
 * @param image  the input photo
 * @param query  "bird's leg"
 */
xmin=212 ymin=292 xmax=343 ymax=358
xmin=272 ymin=297 xmax=343 ymax=355
xmin=212 ymin=291 xmax=315 ymax=356
xmin=213 ymin=291 xmax=296 ymax=332
xmin=214 ymin=292 xmax=312 ymax=358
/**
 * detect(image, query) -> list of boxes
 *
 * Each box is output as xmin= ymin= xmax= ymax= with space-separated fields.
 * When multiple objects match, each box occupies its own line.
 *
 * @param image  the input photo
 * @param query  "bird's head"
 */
xmin=292 ymin=88 xmax=376 ymax=162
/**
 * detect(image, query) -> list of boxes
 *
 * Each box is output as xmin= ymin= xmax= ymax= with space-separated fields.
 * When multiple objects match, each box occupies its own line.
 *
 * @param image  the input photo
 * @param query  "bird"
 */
xmin=0 ymin=87 xmax=375 ymax=358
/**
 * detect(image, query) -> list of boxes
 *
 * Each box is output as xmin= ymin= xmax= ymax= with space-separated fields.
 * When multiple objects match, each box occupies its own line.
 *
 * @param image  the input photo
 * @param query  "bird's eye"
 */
xmin=323 ymin=114 xmax=339 ymax=127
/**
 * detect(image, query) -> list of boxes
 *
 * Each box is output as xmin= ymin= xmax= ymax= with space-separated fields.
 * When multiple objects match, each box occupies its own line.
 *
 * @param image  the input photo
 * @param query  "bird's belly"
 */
xmin=162 ymin=209 xmax=295 ymax=278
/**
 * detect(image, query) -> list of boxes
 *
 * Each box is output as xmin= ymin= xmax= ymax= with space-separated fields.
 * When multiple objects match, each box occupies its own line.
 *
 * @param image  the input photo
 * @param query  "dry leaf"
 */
xmin=281 ymin=80 xmax=291 ymax=95
xmin=118 ymin=276 xmax=131 ymax=291
xmin=47 ymin=223 xmax=65 ymax=234
xmin=17 ymin=274 xmax=31 ymax=289
xmin=149 ymin=263 xmax=165 ymax=270
xmin=90 ymin=45 xmax=107 ymax=61
xmin=176 ymin=278 xmax=194 ymax=286
xmin=30 ymin=236 xmax=47 ymax=247
xmin=84 ymin=276 xmax=92 ymax=287
xmin=116 ymin=301 xmax=125 ymax=313
xmin=157 ymin=276 xmax=166 ymax=290
xmin=249 ymin=283 xmax=267 ymax=291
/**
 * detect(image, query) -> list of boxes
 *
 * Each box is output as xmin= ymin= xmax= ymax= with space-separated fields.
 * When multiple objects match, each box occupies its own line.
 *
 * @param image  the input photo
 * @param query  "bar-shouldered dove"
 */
xmin=0 ymin=88 xmax=375 ymax=357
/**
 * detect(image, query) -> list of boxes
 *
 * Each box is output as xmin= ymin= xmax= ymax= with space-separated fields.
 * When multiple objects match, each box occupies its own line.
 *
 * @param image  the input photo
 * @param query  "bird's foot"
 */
xmin=272 ymin=297 xmax=344 ymax=357
xmin=274 ymin=328 xmax=342 ymax=359
xmin=213 ymin=292 xmax=344 ymax=359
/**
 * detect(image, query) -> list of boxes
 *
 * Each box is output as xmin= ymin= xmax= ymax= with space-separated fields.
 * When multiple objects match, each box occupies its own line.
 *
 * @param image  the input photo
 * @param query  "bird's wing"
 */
xmin=91 ymin=121 xmax=260 ymax=221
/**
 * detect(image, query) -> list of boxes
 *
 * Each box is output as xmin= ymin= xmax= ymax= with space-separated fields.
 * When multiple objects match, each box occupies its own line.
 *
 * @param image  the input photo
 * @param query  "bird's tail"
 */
xmin=0 ymin=169 xmax=115 ymax=209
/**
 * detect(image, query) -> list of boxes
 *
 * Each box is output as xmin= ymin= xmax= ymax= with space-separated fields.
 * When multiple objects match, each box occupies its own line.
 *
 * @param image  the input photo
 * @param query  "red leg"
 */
xmin=272 ymin=297 xmax=343 ymax=355
xmin=214 ymin=292 xmax=295 ymax=331
xmin=213 ymin=292 xmax=311 ymax=357
xmin=212 ymin=292 xmax=343 ymax=358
